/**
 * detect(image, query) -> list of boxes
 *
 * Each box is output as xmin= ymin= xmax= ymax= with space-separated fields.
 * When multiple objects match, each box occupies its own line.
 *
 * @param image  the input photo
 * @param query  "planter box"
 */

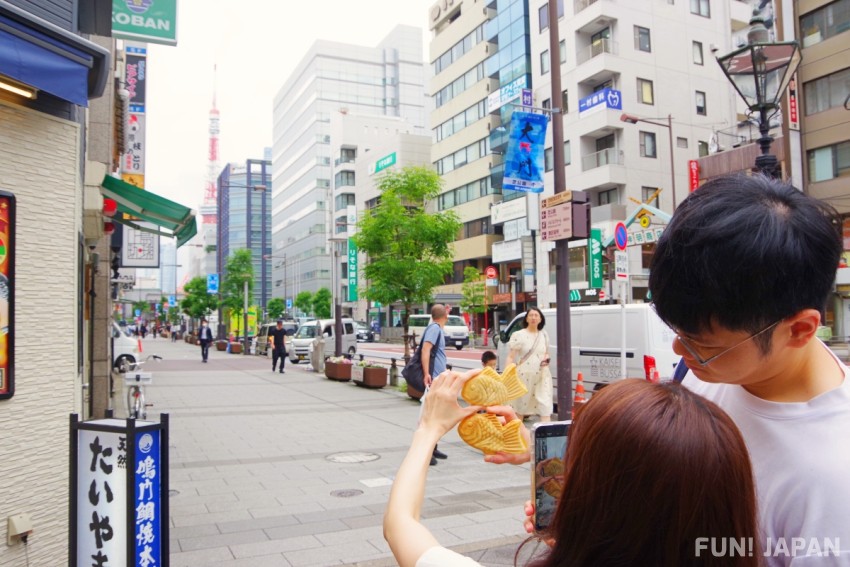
xmin=325 ymin=361 xmax=351 ymax=381
xmin=353 ymin=366 xmax=387 ymax=389
xmin=215 ymin=341 xmax=228 ymax=351
xmin=229 ymin=342 xmax=243 ymax=354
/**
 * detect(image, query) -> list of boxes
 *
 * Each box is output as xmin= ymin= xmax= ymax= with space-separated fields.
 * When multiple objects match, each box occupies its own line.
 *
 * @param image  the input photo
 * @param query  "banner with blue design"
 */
xmin=502 ymin=111 xmax=549 ymax=193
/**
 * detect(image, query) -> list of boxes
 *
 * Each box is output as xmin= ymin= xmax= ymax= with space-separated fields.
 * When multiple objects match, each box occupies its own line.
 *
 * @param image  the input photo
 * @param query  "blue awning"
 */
xmin=0 ymin=2 xmax=109 ymax=106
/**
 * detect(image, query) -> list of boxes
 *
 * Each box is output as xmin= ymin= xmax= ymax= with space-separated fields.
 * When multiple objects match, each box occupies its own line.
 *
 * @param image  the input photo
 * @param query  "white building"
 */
xmin=270 ymin=25 xmax=427 ymax=299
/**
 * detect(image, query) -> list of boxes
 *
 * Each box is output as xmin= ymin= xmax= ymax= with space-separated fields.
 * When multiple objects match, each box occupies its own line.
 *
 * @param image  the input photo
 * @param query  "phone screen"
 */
xmin=532 ymin=421 xmax=571 ymax=532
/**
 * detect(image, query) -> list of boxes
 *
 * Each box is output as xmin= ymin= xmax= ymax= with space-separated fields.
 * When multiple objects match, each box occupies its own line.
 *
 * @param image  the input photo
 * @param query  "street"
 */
xmin=116 ymin=337 xmax=541 ymax=566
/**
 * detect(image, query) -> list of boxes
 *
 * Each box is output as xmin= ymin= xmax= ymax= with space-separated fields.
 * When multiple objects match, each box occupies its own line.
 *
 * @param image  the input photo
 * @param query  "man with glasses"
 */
xmin=649 ymin=174 xmax=850 ymax=565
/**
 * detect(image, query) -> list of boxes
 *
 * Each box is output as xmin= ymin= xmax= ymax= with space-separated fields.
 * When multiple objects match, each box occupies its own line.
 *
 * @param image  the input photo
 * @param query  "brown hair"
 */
xmin=529 ymin=380 xmax=759 ymax=567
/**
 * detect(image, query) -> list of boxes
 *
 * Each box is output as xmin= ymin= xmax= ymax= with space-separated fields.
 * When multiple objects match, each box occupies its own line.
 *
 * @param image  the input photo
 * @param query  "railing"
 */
xmin=581 ymin=148 xmax=624 ymax=171
xmin=576 ymin=38 xmax=618 ymax=65
xmin=574 ymin=0 xmax=600 ymax=13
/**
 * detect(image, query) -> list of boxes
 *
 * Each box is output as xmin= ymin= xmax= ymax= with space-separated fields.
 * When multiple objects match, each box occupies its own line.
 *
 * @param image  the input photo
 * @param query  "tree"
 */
xmin=132 ymin=300 xmax=149 ymax=318
xmin=312 ymin=287 xmax=332 ymax=319
xmin=180 ymin=277 xmax=218 ymax=325
xmin=295 ymin=291 xmax=313 ymax=317
xmin=220 ymin=249 xmax=255 ymax=336
xmin=351 ymin=166 xmax=461 ymax=359
xmin=266 ymin=297 xmax=286 ymax=321
xmin=460 ymin=267 xmax=486 ymax=334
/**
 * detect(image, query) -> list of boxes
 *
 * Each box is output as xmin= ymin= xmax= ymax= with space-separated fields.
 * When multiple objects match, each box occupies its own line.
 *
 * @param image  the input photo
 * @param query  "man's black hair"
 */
xmin=522 ymin=307 xmax=546 ymax=330
xmin=481 ymin=350 xmax=497 ymax=365
xmin=649 ymin=174 xmax=841 ymax=350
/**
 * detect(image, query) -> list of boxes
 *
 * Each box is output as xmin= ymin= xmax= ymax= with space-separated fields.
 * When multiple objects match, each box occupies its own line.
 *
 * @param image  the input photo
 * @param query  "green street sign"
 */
xmin=588 ymin=228 xmax=603 ymax=289
xmin=347 ymin=239 xmax=358 ymax=302
xmin=112 ymin=0 xmax=178 ymax=46
xmin=372 ymin=152 xmax=396 ymax=175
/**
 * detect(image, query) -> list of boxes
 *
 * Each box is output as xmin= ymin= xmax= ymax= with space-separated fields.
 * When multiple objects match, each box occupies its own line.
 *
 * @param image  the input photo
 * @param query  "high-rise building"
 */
xmin=217 ymin=159 xmax=273 ymax=308
xmin=271 ymin=25 xmax=427 ymax=298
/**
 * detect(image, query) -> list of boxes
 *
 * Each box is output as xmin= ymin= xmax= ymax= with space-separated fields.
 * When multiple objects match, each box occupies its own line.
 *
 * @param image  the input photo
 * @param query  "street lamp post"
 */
xmin=620 ymin=113 xmax=677 ymax=209
xmin=716 ymin=12 xmax=801 ymax=178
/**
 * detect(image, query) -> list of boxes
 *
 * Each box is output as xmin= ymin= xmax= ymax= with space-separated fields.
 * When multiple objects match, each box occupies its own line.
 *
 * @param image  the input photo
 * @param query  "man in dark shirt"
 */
xmin=270 ymin=320 xmax=288 ymax=374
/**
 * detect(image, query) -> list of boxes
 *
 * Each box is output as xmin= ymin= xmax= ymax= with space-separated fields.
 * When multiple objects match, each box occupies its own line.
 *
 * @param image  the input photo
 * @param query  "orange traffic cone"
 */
xmin=572 ymin=372 xmax=587 ymax=419
xmin=138 ymin=338 xmax=143 ymax=353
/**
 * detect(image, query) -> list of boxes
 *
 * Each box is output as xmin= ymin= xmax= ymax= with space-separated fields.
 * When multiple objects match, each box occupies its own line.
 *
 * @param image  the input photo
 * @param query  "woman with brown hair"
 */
xmin=384 ymin=375 xmax=760 ymax=567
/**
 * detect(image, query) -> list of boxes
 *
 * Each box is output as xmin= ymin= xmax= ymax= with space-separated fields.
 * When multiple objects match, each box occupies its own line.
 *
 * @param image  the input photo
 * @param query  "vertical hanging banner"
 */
xmin=588 ymin=228 xmax=603 ymax=289
xmin=347 ymin=239 xmax=358 ymax=302
xmin=502 ymin=112 xmax=548 ymax=193
xmin=0 ymin=192 xmax=14 ymax=400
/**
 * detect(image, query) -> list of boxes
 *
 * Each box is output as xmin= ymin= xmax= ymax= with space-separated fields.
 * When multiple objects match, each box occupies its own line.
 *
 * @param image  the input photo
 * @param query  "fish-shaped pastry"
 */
xmin=461 ymin=364 xmax=526 ymax=406
xmin=458 ymin=413 xmax=528 ymax=455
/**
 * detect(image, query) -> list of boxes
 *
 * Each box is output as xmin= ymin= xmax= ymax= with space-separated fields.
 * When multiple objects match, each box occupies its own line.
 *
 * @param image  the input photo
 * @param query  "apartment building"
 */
xmin=526 ymin=0 xmax=750 ymax=306
xmin=270 ymin=26 xmax=427 ymax=299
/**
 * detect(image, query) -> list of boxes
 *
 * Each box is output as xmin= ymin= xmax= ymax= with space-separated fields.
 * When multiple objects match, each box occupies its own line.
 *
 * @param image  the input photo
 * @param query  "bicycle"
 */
xmin=124 ymin=354 xmax=162 ymax=419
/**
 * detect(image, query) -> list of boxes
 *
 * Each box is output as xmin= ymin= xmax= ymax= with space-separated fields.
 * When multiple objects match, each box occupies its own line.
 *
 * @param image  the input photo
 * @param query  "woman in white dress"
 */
xmin=505 ymin=307 xmax=552 ymax=422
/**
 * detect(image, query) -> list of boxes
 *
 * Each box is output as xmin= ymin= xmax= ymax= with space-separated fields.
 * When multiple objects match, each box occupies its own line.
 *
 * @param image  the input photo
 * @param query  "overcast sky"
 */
xmin=144 ymin=0 xmax=435 ymax=211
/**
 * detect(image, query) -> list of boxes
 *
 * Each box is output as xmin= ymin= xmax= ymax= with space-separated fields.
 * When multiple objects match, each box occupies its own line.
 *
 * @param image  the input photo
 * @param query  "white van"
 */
xmin=408 ymin=314 xmax=470 ymax=350
xmin=112 ymin=321 xmax=140 ymax=371
xmin=496 ymin=304 xmax=678 ymax=391
xmin=289 ymin=318 xmax=357 ymax=363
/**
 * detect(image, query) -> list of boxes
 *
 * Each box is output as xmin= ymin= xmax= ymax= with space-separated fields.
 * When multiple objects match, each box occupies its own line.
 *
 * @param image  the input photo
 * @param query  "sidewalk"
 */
xmin=119 ymin=338 xmax=536 ymax=566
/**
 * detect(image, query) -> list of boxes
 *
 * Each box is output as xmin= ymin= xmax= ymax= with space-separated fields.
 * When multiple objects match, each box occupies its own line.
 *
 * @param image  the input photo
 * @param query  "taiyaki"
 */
xmin=461 ymin=364 xmax=526 ymax=406
xmin=457 ymin=413 xmax=528 ymax=455
xmin=541 ymin=457 xmax=564 ymax=478
xmin=543 ymin=478 xmax=564 ymax=499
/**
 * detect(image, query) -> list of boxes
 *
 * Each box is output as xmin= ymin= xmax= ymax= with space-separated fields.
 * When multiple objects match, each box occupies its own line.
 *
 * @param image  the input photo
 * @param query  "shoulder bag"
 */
xmin=402 ymin=323 xmax=439 ymax=392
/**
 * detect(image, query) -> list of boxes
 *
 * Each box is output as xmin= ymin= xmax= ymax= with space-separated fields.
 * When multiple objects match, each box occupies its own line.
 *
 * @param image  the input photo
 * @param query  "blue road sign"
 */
xmin=168 ymin=295 xmax=176 ymax=307
xmin=206 ymin=274 xmax=219 ymax=294
xmin=286 ymin=298 xmax=292 ymax=309
xmin=135 ymin=309 xmax=141 ymax=317
xmin=614 ymin=222 xmax=628 ymax=251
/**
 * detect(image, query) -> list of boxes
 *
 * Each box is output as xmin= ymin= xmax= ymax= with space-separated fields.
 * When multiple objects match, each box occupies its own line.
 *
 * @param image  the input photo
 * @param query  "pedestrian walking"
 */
xmin=504 ymin=307 xmax=552 ymax=422
xmin=198 ymin=319 xmax=213 ymax=363
xmin=171 ymin=323 xmax=178 ymax=343
xmin=420 ymin=304 xmax=448 ymax=466
xmin=269 ymin=320 xmax=288 ymax=374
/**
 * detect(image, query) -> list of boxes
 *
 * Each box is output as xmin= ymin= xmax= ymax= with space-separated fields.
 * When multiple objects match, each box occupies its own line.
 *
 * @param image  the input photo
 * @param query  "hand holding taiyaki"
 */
xmin=460 ymin=364 xmax=526 ymax=406
xmin=457 ymin=413 xmax=529 ymax=455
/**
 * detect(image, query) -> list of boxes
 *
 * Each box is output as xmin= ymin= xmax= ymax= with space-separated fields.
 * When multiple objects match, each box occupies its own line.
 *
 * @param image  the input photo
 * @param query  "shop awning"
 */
xmin=100 ymin=175 xmax=198 ymax=248
xmin=0 ymin=2 xmax=109 ymax=106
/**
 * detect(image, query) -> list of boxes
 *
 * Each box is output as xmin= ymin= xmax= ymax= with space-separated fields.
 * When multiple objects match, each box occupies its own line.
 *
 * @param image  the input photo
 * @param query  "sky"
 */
xmin=143 ymin=0 xmax=435 ymax=211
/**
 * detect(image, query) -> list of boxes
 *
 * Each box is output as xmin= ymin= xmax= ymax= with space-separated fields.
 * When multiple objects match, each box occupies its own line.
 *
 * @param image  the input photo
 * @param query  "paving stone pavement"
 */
xmin=118 ymin=338 xmax=539 ymax=566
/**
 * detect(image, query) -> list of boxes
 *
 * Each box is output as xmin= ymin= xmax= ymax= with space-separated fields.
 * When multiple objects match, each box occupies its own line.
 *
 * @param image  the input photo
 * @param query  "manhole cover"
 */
xmin=168 ymin=489 xmax=180 ymax=497
xmin=326 ymin=452 xmax=380 ymax=463
xmin=331 ymin=489 xmax=364 ymax=498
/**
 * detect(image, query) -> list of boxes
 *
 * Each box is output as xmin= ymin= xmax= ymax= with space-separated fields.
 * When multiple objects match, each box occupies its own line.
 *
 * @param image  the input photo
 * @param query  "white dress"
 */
xmin=417 ymin=546 xmax=481 ymax=566
xmin=508 ymin=329 xmax=553 ymax=417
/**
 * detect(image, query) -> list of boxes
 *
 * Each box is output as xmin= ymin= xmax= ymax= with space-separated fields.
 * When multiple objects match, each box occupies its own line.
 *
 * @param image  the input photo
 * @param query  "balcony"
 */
xmin=581 ymin=148 xmax=623 ymax=171
xmin=573 ymin=0 xmax=617 ymax=35
xmin=570 ymin=148 xmax=626 ymax=191
xmin=574 ymin=108 xmax=624 ymax=138
xmin=576 ymin=40 xmax=619 ymax=86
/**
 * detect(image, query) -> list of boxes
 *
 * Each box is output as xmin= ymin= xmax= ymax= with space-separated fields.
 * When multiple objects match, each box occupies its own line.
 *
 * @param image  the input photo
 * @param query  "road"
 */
xmin=350 ymin=341 xmax=498 ymax=372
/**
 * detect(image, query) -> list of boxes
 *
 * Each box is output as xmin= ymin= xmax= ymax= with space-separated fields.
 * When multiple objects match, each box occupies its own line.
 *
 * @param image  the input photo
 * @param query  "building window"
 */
xmin=564 ymin=140 xmax=571 ymax=165
xmin=698 ymin=140 xmax=709 ymax=157
xmin=801 ymin=0 xmax=850 ymax=48
xmin=804 ymin=68 xmax=850 ymax=115
xmin=559 ymin=39 xmax=566 ymax=63
xmin=690 ymin=0 xmax=710 ymax=17
xmin=561 ymin=90 xmax=568 ymax=113
xmin=807 ymin=141 xmax=850 ymax=182
xmin=544 ymin=147 xmax=554 ymax=172
xmin=637 ymin=78 xmax=654 ymax=104
xmin=334 ymin=171 xmax=355 ymax=187
xmin=640 ymin=131 xmax=657 ymax=158
xmin=541 ymin=50 xmax=550 ymax=74
xmin=693 ymin=41 xmax=704 ymax=65
xmin=635 ymin=26 xmax=651 ymax=52
xmin=542 ymin=98 xmax=551 ymax=110
xmin=539 ymin=4 xmax=549 ymax=31
xmin=642 ymin=186 xmax=660 ymax=207
xmin=599 ymin=188 xmax=618 ymax=205
xmin=695 ymin=90 xmax=707 ymax=115
xmin=677 ymin=137 xmax=689 ymax=148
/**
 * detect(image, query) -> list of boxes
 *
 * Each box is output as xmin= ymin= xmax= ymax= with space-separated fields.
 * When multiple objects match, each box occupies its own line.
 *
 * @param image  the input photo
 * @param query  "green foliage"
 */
xmin=295 ymin=291 xmax=313 ymax=316
xmin=312 ymin=287 xmax=332 ymax=319
xmin=266 ymin=297 xmax=286 ymax=321
xmin=180 ymin=277 xmax=218 ymax=321
xmin=460 ymin=267 xmax=486 ymax=316
xmin=221 ymin=249 xmax=255 ymax=329
xmin=351 ymin=166 xmax=460 ymax=357
xmin=132 ymin=300 xmax=150 ymax=315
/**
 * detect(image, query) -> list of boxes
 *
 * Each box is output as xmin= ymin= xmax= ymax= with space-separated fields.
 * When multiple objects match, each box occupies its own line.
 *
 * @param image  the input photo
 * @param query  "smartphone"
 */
xmin=530 ymin=420 xmax=571 ymax=533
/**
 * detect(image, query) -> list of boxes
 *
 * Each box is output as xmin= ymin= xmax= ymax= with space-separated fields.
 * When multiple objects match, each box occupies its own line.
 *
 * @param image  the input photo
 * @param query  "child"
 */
xmin=481 ymin=350 xmax=497 ymax=369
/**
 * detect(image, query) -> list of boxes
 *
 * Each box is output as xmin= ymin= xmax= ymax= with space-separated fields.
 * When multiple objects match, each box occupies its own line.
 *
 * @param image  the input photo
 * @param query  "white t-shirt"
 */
xmin=683 ymin=346 xmax=850 ymax=566
xmin=416 ymin=546 xmax=482 ymax=567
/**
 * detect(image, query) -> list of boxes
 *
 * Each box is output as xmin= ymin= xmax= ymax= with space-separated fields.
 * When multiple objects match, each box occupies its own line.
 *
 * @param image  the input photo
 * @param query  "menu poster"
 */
xmin=0 ymin=192 xmax=13 ymax=399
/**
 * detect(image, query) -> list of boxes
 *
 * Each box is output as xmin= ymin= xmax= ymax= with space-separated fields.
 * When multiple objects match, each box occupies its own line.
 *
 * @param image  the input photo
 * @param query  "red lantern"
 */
xmin=102 ymin=198 xmax=118 ymax=217
xmin=103 ymin=221 xmax=115 ymax=236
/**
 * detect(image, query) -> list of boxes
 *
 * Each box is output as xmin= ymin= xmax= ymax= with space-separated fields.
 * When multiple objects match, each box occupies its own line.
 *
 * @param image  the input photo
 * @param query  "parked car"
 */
xmin=289 ymin=318 xmax=357 ymax=363
xmin=355 ymin=322 xmax=374 ymax=342
xmin=407 ymin=314 xmax=470 ymax=350
xmin=256 ymin=321 xmax=298 ymax=355
xmin=112 ymin=321 xmax=140 ymax=371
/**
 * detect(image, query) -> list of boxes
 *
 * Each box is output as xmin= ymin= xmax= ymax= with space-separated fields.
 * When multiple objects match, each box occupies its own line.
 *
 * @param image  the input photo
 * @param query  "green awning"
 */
xmin=100 ymin=175 xmax=198 ymax=247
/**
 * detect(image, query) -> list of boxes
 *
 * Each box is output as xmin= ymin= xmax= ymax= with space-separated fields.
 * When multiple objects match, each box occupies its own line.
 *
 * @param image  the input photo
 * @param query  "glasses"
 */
xmin=674 ymin=320 xmax=781 ymax=367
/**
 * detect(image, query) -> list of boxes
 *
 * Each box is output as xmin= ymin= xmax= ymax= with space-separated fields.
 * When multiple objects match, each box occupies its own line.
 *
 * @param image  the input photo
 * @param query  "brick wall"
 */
xmin=0 ymin=101 xmax=82 ymax=564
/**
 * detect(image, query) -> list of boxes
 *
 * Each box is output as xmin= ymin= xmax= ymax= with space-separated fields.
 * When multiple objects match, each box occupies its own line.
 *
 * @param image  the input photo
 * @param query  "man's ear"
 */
xmin=783 ymin=309 xmax=822 ymax=348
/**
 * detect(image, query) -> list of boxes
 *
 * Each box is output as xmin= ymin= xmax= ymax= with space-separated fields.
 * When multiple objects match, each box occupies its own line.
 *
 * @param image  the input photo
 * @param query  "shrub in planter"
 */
xmin=353 ymin=361 xmax=387 ymax=388
xmin=325 ymin=356 xmax=352 ymax=381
